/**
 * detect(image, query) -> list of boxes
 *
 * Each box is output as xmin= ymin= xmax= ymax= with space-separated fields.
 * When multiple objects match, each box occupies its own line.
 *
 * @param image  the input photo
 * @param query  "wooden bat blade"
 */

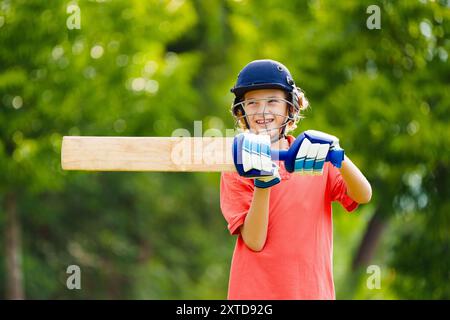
xmin=61 ymin=136 xmax=236 ymax=172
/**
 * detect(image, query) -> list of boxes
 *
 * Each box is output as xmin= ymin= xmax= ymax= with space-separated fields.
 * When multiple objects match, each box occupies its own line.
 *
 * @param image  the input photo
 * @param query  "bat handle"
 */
xmin=270 ymin=147 xmax=345 ymax=170
xmin=270 ymin=149 xmax=289 ymax=161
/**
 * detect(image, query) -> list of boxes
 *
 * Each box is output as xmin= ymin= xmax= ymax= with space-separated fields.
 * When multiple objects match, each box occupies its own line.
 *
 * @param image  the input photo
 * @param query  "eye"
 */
xmin=245 ymin=100 xmax=256 ymax=107
xmin=268 ymin=99 xmax=281 ymax=105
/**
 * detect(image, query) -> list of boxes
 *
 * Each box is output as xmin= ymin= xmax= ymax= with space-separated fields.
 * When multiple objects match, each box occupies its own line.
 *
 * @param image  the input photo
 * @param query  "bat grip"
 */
xmin=271 ymin=147 xmax=345 ymax=171
xmin=270 ymin=149 xmax=289 ymax=161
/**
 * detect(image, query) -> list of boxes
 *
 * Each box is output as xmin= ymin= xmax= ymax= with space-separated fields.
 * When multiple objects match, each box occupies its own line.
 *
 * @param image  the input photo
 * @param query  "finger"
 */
xmin=304 ymin=143 xmax=320 ymax=175
xmin=305 ymin=129 xmax=335 ymax=141
xmin=250 ymin=134 xmax=262 ymax=171
xmin=305 ymin=129 xmax=339 ymax=148
xmin=242 ymin=134 xmax=252 ymax=172
xmin=295 ymin=137 xmax=311 ymax=172
xmin=259 ymin=135 xmax=273 ymax=173
xmin=313 ymin=144 xmax=330 ymax=175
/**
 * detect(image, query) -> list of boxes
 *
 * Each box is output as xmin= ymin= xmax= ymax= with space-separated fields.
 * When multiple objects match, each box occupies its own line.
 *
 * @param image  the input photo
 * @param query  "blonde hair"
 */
xmin=286 ymin=89 xmax=309 ymax=133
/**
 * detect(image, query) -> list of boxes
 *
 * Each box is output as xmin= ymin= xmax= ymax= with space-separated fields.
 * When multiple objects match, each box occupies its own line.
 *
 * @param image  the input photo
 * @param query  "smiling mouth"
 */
xmin=255 ymin=118 xmax=274 ymax=125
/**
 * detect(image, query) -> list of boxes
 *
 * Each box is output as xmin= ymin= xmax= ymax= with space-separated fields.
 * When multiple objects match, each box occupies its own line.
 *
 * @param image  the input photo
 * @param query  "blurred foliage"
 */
xmin=0 ymin=0 xmax=448 ymax=299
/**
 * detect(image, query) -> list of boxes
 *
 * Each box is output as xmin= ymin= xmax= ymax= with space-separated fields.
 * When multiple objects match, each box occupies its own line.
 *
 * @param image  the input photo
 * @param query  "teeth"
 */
xmin=256 ymin=119 xmax=274 ymax=124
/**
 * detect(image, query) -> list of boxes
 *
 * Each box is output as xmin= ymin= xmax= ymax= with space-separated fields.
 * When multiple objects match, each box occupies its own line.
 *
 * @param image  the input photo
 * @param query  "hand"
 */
xmin=293 ymin=130 xmax=344 ymax=174
xmin=233 ymin=133 xmax=281 ymax=188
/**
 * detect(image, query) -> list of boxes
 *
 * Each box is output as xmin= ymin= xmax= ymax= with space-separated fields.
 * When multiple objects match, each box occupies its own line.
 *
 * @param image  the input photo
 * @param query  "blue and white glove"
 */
xmin=294 ymin=130 xmax=344 ymax=175
xmin=233 ymin=133 xmax=281 ymax=189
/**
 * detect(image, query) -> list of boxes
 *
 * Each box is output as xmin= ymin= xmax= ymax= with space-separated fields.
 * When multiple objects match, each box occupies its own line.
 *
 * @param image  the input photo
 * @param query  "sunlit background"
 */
xmin=0 ymin=0 xmax=449 ymax=299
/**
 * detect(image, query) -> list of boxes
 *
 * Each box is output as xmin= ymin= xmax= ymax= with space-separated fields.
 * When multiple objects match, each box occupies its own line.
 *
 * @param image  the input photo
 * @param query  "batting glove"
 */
xmin=233 ymin=133 xmax=281 ymax=189
xmin=294 ymin=130 xmax=344 ymax=174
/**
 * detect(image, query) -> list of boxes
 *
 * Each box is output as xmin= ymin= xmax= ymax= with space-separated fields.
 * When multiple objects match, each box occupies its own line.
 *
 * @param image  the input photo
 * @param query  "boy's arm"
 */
xmin=232 ymin=133 xmax=280 ymax=252
xmin=240 ymin=187 xmax=271 ymax=252
xmin=339 ymin=155 xmax=372 ymax=204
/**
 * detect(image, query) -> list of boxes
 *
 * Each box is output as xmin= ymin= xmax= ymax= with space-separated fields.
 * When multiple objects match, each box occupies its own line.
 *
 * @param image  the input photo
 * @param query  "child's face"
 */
xmin=243 ymin=89 xmax=289 ymax=139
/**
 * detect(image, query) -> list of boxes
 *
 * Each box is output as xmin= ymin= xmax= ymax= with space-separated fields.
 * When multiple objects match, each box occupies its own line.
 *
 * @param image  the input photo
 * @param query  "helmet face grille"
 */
xmin=230 ymin=97 xmax=301 ymax=142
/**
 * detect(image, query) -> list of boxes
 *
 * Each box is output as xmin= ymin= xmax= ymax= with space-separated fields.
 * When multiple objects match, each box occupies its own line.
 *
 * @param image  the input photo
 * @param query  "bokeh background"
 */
xmin=0 ymin=0 xmax=449 ymax=299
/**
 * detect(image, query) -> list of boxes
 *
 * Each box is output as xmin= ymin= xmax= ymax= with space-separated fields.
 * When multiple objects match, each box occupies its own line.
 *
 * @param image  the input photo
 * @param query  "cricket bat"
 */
xmin=61 ymin=135 xmax=343 ymax=173
xmin=61 ymin=136 xmax=236 ymax=172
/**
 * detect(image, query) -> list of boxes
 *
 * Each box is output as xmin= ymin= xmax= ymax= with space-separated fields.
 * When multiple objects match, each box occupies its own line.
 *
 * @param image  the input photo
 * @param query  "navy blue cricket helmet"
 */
xmin=231 ymin=59 xmax=296 ymax=98
xmin=230 ymin=59 xmax=303 ymax=137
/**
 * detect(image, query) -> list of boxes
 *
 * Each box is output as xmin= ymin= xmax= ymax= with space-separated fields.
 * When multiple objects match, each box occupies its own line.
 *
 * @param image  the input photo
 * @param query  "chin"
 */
xmin=260 ymin=127 xmax=278 ymax=136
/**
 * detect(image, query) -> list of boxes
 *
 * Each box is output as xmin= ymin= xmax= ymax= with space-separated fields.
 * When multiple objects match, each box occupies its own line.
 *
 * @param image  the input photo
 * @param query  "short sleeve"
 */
xmin=327 ymin=163 xmax=359 ymax=212
xmin=220 ymin=172 xmax=254 ymax=235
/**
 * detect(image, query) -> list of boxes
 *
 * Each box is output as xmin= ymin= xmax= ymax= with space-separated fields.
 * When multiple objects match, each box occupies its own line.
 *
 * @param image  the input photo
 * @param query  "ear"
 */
xmin=286 ymin=103 xmax=294 ymax=116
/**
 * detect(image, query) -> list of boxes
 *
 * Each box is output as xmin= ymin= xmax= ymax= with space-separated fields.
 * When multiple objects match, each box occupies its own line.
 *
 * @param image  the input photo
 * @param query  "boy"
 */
xmin=220 ymin=59 xmax=372 ymax=299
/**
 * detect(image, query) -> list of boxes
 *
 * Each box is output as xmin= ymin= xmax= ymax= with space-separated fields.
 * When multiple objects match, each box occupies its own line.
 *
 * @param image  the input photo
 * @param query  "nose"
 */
xmin=255 ymin=101 xmax=271 ymax=114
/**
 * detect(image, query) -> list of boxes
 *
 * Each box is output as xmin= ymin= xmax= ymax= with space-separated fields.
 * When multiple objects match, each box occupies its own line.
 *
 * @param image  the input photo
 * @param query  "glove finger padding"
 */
xmin=258 ymin=135 xmax=273 ymax=173
xmin=240 ymin=133 xmax=273 ymax=176
xmin=293 ymin=130 xmax=344 ymax=174
xmin=250 ymin=135 xmax=262 ymax=171
xmin=233 ymin=133 xmax=281 ymax=188
xmin=303 ymin=130 xmax=345 ymax=169
xmin=294 ymin=139 xmax=330 ymax=175
xmin=242 ymin=134 xmax=252 ymax=173
xmin=304 ymin=130 xmax=340 ymax=149
xmin=314 ymin=144 xmax=329 ymax=173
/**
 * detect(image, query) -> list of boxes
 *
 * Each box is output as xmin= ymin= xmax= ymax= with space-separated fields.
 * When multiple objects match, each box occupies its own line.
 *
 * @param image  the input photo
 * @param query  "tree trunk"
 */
xmin=352 ymin=208 xmax=387 ymax=271
xmin=5 ymin=192 xmax=25 ymax=299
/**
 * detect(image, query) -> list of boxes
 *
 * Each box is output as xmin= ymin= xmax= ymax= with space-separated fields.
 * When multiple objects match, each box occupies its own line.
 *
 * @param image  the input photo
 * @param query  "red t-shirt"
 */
xmin=220 ymin=135 xmax=358 ymax=300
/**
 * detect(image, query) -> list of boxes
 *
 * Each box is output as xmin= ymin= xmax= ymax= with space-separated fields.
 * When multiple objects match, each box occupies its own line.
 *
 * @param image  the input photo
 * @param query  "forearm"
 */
xmin=240 ymin=187 xmax=271 ymax=252
xmin=340 ymin=155 xmax=372 ymax=204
